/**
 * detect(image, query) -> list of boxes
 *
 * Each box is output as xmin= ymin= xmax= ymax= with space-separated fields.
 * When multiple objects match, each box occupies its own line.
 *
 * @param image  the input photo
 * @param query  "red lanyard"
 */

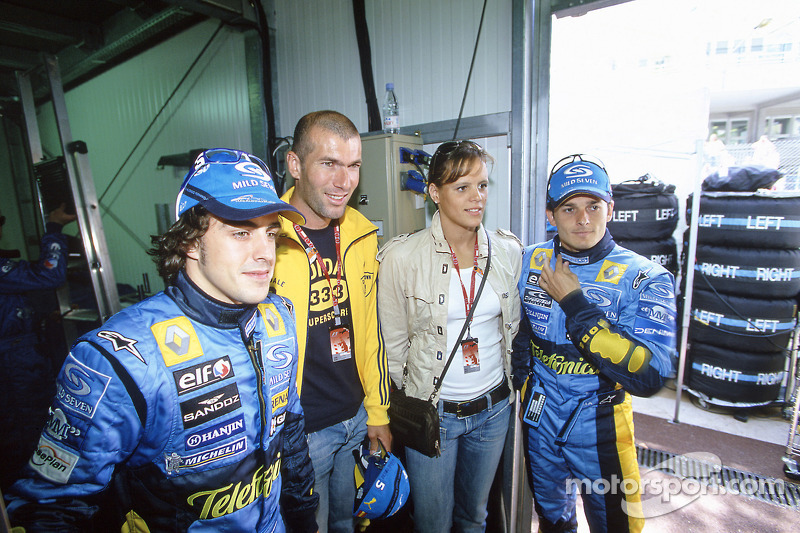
xmin=448 ymin=235 xmax=480 ymax=330
xmin=294 ymin=222 xmax=344 ymax=325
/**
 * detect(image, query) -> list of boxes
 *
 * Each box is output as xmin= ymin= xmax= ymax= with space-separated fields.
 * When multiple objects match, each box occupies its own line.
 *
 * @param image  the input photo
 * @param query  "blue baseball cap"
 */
xmin=353 ymin=439 xmax=410 ymax=520
xmin=175 ymin=148 xmax=304 ymax=224
xmin=547 ymin=154 xmax=612 ymax=209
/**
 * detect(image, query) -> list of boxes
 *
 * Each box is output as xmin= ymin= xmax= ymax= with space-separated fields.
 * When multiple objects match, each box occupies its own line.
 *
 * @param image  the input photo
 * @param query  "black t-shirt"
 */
xmin=298 ymin=222 xmax=364 ymax=432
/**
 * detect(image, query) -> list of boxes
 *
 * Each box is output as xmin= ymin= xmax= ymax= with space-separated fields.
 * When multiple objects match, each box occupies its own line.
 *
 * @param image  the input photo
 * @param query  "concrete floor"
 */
xmin=633 ymin=383 xmax=791 ymax=447
xmin=587 ymin=385 xmax=800 ymax=532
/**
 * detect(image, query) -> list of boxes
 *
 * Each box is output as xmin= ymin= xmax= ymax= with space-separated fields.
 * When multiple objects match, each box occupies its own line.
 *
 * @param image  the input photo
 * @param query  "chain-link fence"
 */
xmin=725 ymin=138 xmax=800 ymax=190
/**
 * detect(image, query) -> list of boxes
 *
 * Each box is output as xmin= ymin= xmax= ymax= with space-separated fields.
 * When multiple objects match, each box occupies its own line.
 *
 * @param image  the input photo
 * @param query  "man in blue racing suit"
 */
xmin=0 ymin=204 xmax=75 ymax=491
xmin=511 ymin=155 xmax=676 ymax=533
xmin=5 ymin=149 xmax=319 ymax=532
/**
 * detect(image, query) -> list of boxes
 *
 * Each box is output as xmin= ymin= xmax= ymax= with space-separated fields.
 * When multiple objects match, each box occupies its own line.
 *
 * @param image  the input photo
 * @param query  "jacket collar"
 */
xmin=166 ymin=270 xmax=258 ymax=336
xmin=553 ymin=229 xmax=615 ymax=265
xmin=430 ymin=211 xmax=489 ymax=258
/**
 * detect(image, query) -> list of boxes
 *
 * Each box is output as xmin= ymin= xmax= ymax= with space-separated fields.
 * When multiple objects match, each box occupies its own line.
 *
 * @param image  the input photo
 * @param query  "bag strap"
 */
xmin=427 ymin=228 xmax=492 ymax=403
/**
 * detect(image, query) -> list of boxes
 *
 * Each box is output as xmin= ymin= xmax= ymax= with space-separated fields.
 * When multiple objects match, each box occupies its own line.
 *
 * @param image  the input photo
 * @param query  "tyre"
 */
xmin=608 ymin=181 xmax=678 ymax=241
xmin=685 ymin=341 xmax=786 ymax=406
xmin=693 ymin=244 xmax=800 ymax=298
xmin=617 ymin=238 xmax=678 ymax=277
xmin=687 ymin=192 xmax=800 ymax=248
xmin=688 ymin=289 xmax=797 ymax=352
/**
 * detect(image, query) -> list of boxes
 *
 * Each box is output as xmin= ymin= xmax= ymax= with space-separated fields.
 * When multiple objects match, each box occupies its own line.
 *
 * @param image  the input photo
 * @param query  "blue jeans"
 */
xmin=306 ymin=404 xmax=368 ymax=533
xmin=405 ymin=393 xmax=511 ymax=533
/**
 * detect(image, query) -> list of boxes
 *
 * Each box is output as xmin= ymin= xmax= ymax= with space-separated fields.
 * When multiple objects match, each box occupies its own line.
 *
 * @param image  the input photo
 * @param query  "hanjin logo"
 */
xmin=173 ymin=356 xmax=234 ymax=395
xmin=185 ymin=414 xmax=246 ymax=449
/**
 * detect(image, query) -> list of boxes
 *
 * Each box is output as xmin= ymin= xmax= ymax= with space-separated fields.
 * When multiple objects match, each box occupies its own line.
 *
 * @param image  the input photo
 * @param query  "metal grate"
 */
xmin=636 ymin=445 xmax=800 ymax=509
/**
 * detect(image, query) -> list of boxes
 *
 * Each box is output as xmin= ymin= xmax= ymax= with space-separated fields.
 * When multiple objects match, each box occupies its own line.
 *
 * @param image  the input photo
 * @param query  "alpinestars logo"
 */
xmin=633 ymin=269 xmax=651 ymax=290
xmin=97 ymin=331 xmax=145 ymax=364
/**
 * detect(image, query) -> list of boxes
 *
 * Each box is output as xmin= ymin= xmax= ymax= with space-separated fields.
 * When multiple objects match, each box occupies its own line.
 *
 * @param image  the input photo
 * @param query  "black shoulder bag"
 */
xmin=388 ymin=231 xmax=492 ymax=457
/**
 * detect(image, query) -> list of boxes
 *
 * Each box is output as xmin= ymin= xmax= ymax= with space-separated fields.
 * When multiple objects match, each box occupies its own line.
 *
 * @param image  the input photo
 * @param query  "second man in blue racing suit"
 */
xmin=512 ymin=155 xmax=676 ymax=533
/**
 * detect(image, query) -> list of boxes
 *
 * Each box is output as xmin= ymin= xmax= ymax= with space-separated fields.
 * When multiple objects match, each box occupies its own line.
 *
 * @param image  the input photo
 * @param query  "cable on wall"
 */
xmin=352 ymin=0 xmax=382 ymax=131
xmin=453 ymin=0 xmax=489 ymax=140
xmin=98 ymin=21 xmax=224 ymax=205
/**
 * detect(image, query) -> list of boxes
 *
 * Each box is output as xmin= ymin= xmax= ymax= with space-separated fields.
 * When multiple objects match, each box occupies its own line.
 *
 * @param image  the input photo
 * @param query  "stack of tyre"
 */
xmin=606 ymin=175 xmax=679 ymax=278
xmin=684 ymin=191 xmax=800 ymax=407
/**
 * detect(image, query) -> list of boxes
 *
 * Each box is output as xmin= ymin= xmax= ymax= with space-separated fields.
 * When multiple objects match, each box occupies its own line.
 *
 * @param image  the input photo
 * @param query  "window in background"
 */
xmin=710 ymin=121 xmax=728 ymax=140
xmin=729 ymin=119 xmax=748 ymax=144
xmin=767 ymin=116 xmax=792 ymax=138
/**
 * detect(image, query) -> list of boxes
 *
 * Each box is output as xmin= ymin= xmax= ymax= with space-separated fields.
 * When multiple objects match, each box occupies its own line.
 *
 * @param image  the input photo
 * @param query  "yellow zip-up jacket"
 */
xmin=271 ymin=187 xmax=390 ymax=428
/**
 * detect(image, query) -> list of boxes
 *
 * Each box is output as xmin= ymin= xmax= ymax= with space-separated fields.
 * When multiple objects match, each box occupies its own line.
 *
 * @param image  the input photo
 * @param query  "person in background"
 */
xmin=377 ymin=140 xmax=522 ymax=533
xmin=512 ymin=154 xmax=676 ymax=533
xmin=5 ymin=149 xmax=319 ymax=532
xmin=703 ymin=133 xmax=732 ymax=175
xmin=752 ymin=134 xmax=780 ymax=170
xmin=271 ymin=110 xmax=391 ymax=533
xmin=0 ymin=203 xmax=75 ymax=492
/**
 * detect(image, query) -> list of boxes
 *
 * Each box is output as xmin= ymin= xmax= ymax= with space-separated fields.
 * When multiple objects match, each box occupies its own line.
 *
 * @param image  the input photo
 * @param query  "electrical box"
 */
xmin=352 ymin=132 xmax=427 ymax=247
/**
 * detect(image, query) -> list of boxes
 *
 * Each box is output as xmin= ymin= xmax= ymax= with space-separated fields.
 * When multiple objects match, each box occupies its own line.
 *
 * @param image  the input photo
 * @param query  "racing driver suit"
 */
xmin=511 ymin=230 xmax=676 ymax=533
xmin=5 ymin=270 xmax=318 ymax=532
xmin=1 ymin=220 xmax=70 ymax=491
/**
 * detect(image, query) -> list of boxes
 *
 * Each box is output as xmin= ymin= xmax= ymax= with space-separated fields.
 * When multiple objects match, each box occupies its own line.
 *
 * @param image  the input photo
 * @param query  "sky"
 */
xmin=547 ymin=0 xmax=800 ymax=197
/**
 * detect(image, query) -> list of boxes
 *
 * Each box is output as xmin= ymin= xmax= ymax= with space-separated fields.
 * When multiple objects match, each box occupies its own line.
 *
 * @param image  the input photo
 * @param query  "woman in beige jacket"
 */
xmin=377 ymin=140 xmax=522 ymax=533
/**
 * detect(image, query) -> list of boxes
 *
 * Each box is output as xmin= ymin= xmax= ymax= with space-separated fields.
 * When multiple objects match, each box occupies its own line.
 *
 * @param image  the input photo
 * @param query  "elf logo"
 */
xmin=173 ymin=356 xmax=234 ymax=396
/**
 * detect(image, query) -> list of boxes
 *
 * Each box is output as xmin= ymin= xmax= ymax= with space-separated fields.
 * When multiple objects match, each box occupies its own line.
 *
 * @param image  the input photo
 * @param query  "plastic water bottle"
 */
xmin=383 ymin=82 xmax=399 ymax=134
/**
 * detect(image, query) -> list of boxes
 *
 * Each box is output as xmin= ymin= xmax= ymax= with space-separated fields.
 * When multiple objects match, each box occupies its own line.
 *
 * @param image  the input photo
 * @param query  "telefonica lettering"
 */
xmin=537 ymin=351 xmax=598 ymax=376
xmin=186 ymin=457 xmax=282 ymax=519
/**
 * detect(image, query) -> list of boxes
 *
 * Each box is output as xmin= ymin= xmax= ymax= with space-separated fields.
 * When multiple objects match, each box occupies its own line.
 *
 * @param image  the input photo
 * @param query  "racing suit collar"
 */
xmin=167 ymin=270 xmax=258 ymax=334
xmin=553 ymin=229 xmax=615 ymax=266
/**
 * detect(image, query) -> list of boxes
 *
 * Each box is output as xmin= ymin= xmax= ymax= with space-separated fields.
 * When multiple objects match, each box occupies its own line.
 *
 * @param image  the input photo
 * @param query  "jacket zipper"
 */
xmin=246 ymin=337 xmax=268 ymax=445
